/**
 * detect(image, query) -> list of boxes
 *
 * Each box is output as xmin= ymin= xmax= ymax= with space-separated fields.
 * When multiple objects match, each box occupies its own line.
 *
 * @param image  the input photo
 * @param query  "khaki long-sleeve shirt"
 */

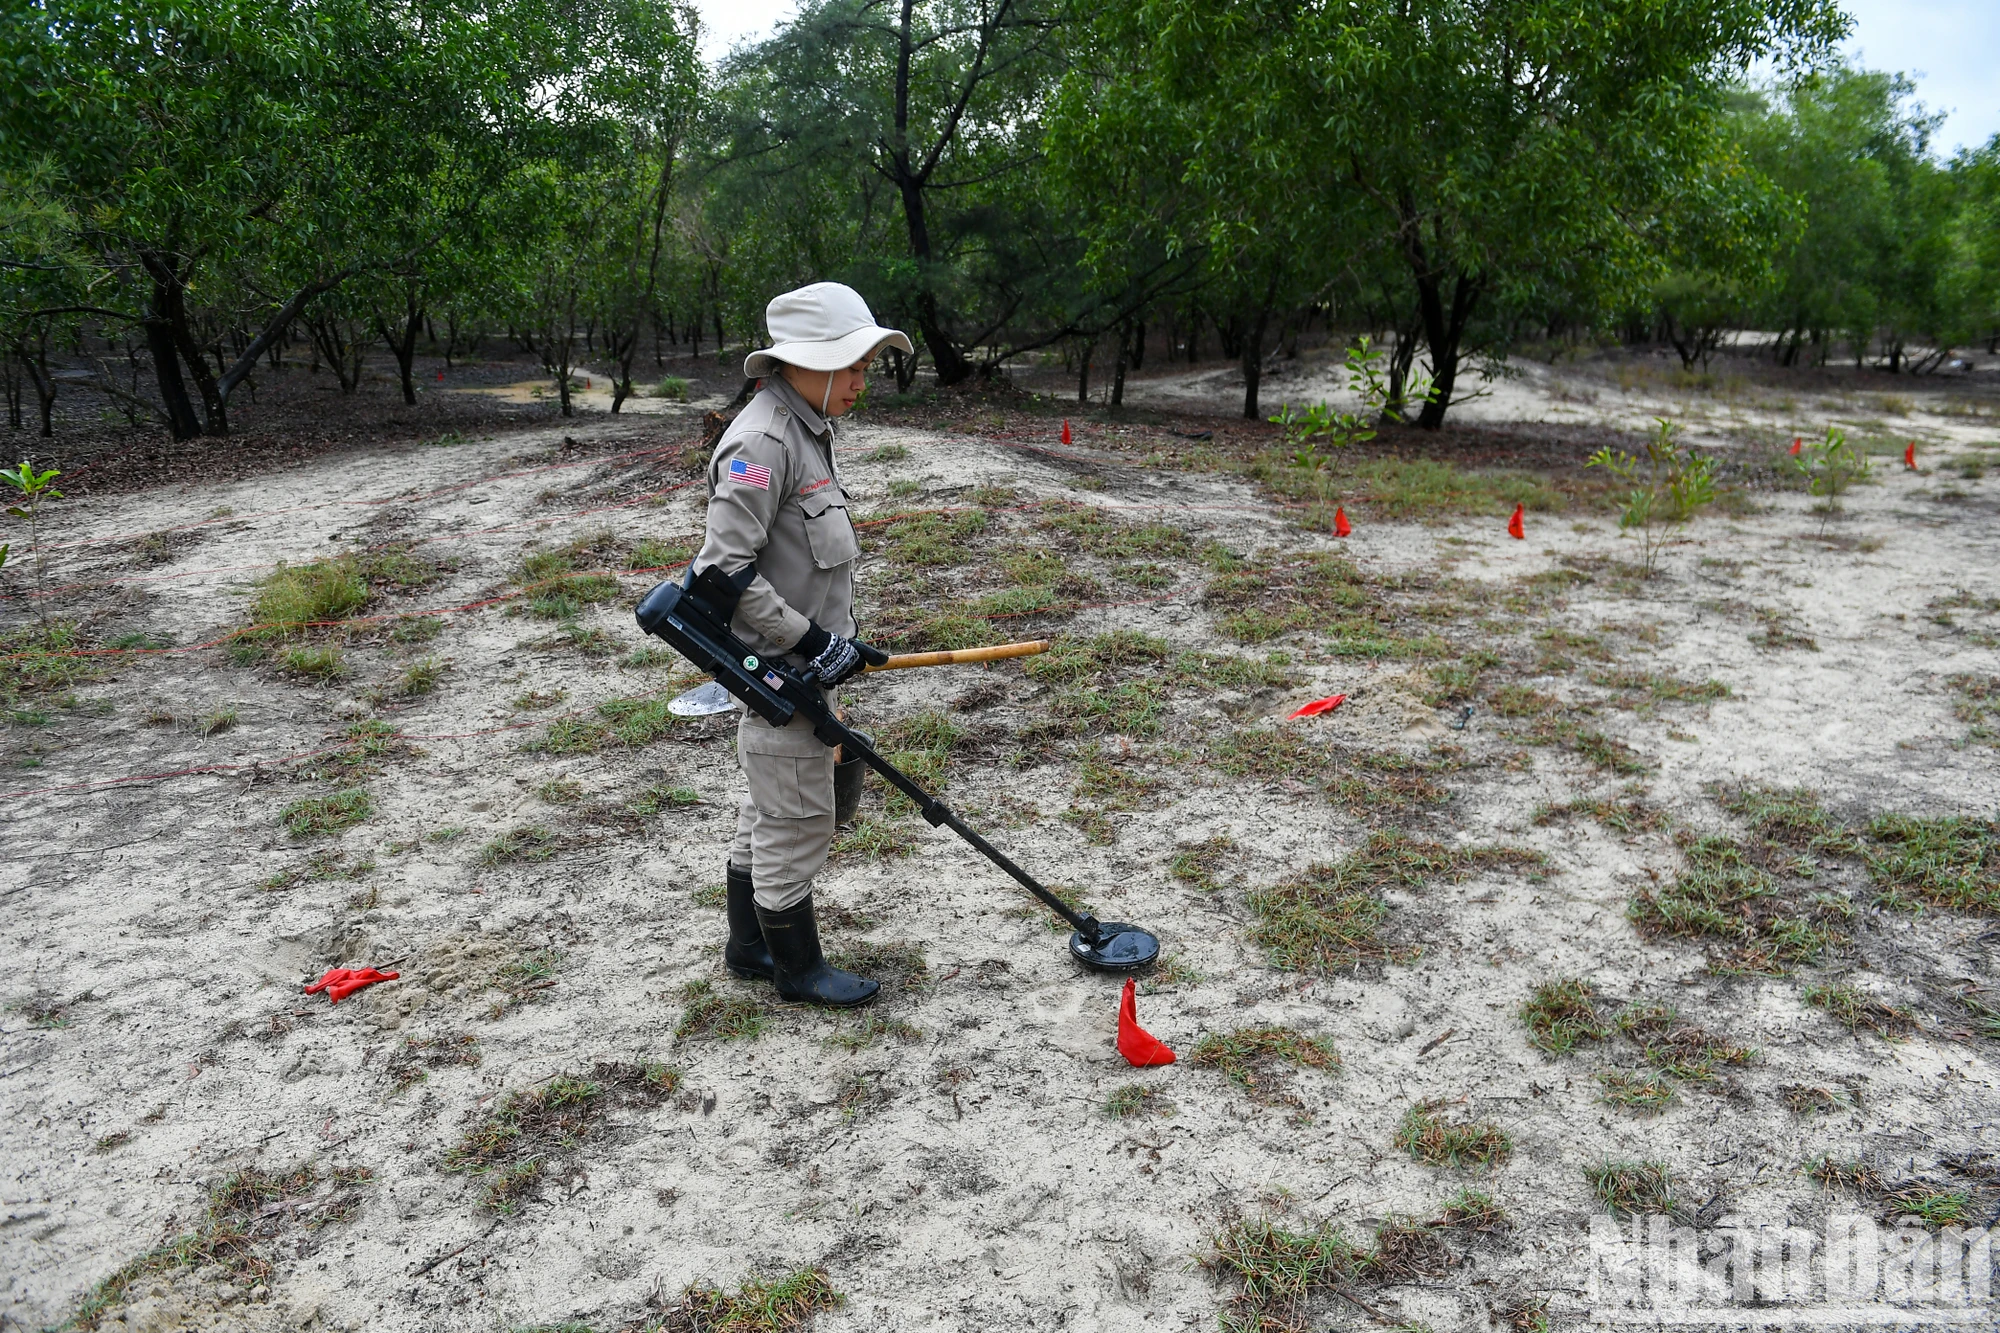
xmin=692 ymin=376 xmax=861 ymax=657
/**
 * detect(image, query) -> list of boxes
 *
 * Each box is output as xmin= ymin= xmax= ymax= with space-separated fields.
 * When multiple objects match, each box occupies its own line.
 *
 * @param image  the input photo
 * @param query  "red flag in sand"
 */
xmin=304 ymin=967 xmax=399 ymax=1005
xmin=1061 ymin=419 xmax=1072 ymax=445
xmin=1288 ymin=693 xmax=1346 ymax=720
xmin=1905 ymin=442 xmax=1917 ymax=470
xmin=1117 ymin=977 xmax=1175 ymax=1067
xmin=1507 ymin=504 xmax=1525 ymax=540
xmin=1333 ymin=506 xmax=1352 ymax=538
xmin=1789 ymin=437 xmax=1802 ymax=456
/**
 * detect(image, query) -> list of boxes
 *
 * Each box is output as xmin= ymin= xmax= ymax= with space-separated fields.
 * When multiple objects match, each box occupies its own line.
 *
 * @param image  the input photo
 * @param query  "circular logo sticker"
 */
xmin=743 ymin=655 xmax=760 ymax=671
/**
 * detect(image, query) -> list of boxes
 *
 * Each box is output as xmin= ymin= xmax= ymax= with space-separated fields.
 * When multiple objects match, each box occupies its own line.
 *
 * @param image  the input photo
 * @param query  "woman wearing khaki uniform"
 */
xmin=691 ymin=283 xmax=910 ymax=1008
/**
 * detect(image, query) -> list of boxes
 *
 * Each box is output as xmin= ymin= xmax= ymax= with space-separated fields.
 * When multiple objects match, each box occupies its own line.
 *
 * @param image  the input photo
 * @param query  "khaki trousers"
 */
xmin=727 ymin=693 xmax=836 ymax=911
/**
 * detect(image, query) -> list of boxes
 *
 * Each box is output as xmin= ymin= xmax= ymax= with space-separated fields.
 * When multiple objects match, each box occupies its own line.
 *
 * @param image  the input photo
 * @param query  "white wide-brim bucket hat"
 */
xmin=743 ymin=282 xmax=913 ymax=378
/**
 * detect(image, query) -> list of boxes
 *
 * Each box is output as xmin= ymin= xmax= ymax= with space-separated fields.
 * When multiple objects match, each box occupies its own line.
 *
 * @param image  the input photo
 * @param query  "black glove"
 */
xmin=793 ymin=623 xmax=889 ymax=685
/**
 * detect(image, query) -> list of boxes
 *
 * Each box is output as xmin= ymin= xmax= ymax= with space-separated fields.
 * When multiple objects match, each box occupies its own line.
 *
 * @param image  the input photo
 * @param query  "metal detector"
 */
xmin=635 ymin=575 xmax=1160 ymax=974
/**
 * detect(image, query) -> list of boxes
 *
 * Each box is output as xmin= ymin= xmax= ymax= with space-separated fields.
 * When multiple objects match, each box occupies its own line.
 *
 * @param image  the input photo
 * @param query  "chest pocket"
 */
xmin=797 ymin=487 xmax=861 ymax=569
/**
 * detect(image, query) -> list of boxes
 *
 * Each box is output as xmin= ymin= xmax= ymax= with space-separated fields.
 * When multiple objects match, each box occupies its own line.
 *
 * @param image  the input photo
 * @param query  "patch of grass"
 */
xmin=1863 ymin=813 xmax=1999 ymax=912
xmin=1596 ymin=1069 xmax=1678 ymax=1115
xmin=1532 ymin=794 xmax=1667 ymax=833
xmin=1432 ymin=1188 xmax=1510 ymax=1232
xmin=479 ymin=825 xmax=559 ymax=866
xmin=1629 ymin=833 xmax=1840 ymax=972
xmin=70 ymin=1163 xmax=370 ymax=1329
xmin=866 ymin=444 xmax=908 ymax=462
xmin=868 ymin=507 xmax=989 ymax=567
xmin=1522 ymin=719 xmax=1649 ymax=774
xmin=831 ymin=816 xmax=916 ymax=859
xmin=622 ymin=645 xmax=677 ymax=669
xmin=675 ymin=980 xmax=767 ymax=1042
xmin=1204 ymin=550 xmax=1372 ymax=643
xmin=1591 ymin=670 xmax=1731 ymax=710
xmin=1615 ymin=1004 xmax=1754 ymax=1081
xmin=524 ymin=572 xmax=622 ymax=620
xmin=397 ymin=657 xmax=446 ymax=695
xmin=442 ymin=1062 xmax=678 ymax=1214
xmin=1 ymin=623 xmax=106 ymax=701
xmin=1394 ymin=1100 xmax=1513 ymax=1168
xmin=194 ymin=706 xmax=238 ymax=737
xmin=277 ymin=644 xmax=347 ymax=681
xmin=281 ymin=788 xmax=372 ymax=838
xmin=1207 ymin=1217 xmax=1358 ymax=1333
xmin=1803 ymin=982 xmax=1916 ymax=1038
xmin=536 ymin=778 xmax=584 ymax=805
xmin=1884 ymin=1185 xmax=1972 ymax=1227
xmin=1520 ymin=978 xmax=1612 ymax=1056
xmin=1189 ymin=1026 xmax=1340 ymax=1090
xmin=514 ymin=688 xmax=568 ymax=710
xmin=825 ymin=941 xmax=928 ymax=998
xmin=385 ymin=1033 xmax=483 ymax=1092
xmin=1585 ymin=1161 xmax=1676 ymax=1216
xmin=390 ymin=614 xmax=443 ymax=644
xmin=1105 ymin=1083 xmax=1173 ymax=1119
xmin=877 ymin=709 xmax=963 ymax=813
xmin=627 ymin=539 xmax=690 ymax=571
xmin=1036 ymin=503 xmax=1192 ymax=560
xmin=1779 ymin=1085 xmax=1854 ymax=1115
xmin=824 ymin=1014 xmax=922 ymax=1050
xmin=1945 ymin=674 xmax=1998 ymax=745
xmin=526 ymin=716 xmax=607 ymax=754
xmin=658 ymin=1268 xmax=843 ymax=1333
xmin=1246 ymin=832 xmax=1540 ymax=974
xmin=596 ymin=695 xmax=680 ymax=748
xmin=251 ymin=558 xmax=369 ymax=634
xmin=628 ymin=781 xmax=700 ymax=815
xmin=1169 ymin=835 xmax=1236 ymax=893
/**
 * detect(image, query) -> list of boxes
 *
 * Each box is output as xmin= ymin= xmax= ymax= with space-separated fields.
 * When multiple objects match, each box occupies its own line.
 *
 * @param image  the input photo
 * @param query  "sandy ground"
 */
xmin=3 ymin=352 xmax=1999 ymax=1333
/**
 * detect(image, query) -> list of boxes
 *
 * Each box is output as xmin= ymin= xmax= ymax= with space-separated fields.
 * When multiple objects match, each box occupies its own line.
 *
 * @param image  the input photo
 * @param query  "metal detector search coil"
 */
xmin=635 ymin=574 xmax=1159 ymax=975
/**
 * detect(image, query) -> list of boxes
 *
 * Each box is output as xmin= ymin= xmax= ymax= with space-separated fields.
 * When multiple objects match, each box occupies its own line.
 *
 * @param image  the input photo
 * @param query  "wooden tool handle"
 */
xmin=866 ymin=639 xmax=1051 ymax=672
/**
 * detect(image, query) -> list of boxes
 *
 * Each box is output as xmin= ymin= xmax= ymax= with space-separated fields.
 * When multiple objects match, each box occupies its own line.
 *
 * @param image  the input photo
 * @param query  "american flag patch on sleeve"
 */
xmin=727 ymin=458 xmax=771 ymax=490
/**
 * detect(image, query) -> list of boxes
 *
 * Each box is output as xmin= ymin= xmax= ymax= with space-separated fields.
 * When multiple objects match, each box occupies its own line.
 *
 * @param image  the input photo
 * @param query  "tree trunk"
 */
xmin=2 ymin=350 xmax=20 ymax=429
xmin=1409 ymin=268 xmax=1481 ymax=430
xmin=1076 ymin=338 xmax=1094 ymax=403
xmin=1130 ymin=321 xmax=1145 ymax=371
xmin=1111 ymin=321 xmax=1130 ymax=407
xmin=142 ymin=290 xmax=202 ymax=441
xmin=375 ymin=285 xmax=424 ymax=406
xmin=888 ymin=0 xmax=973 ymax=388
xmin=15 ymin=336 xmax=57 ymax=437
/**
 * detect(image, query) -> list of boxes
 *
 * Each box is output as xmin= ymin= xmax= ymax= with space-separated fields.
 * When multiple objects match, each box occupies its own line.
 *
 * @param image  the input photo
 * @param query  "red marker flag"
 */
xmin=304 ymin=967 xmax=399 ymax=1005
xmin=1288 ymin=693 xmax=1346 ymax=720
xmin=1905 ymin=442 xmax=1917 ymax=470
xmin=1333 ymin=506 xmax=1352 ymax=538
xmin=1061 ymin=419 xmax=1072 ymax=445
xmin=1116 ymin=978 xmax=1175 ymax=1067
xmin=1507 ymin=504 xmax=1525 ymax=540
xmin=1789 ymin=437 xmax=1802 ymax=456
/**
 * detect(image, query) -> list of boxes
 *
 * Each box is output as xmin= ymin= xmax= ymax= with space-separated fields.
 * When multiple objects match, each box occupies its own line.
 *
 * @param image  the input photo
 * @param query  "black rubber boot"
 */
xmin=723 ymin=864 xmax=775 ymax=981
xmin=833 ymin=732 xmax=870 ymax=827
xmin=756 ymin=895 xmax=879 ymax=1007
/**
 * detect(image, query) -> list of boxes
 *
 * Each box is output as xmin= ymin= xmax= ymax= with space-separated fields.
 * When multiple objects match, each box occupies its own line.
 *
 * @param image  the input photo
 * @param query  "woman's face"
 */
xmin=781 ymin=356 xmax=871 ymax=418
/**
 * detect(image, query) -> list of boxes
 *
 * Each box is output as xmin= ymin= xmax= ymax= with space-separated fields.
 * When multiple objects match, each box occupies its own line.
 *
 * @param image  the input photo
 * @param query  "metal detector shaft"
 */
xmin=633 ymin=576 xmax=1105 ymax=946
xmin=822 ymin=724 xmax=1106 ymax=945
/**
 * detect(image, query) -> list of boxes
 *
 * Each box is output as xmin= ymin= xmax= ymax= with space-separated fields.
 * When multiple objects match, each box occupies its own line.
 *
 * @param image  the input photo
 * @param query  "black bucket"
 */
xmin=833 ymin=730 xmax=871 ymax=826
